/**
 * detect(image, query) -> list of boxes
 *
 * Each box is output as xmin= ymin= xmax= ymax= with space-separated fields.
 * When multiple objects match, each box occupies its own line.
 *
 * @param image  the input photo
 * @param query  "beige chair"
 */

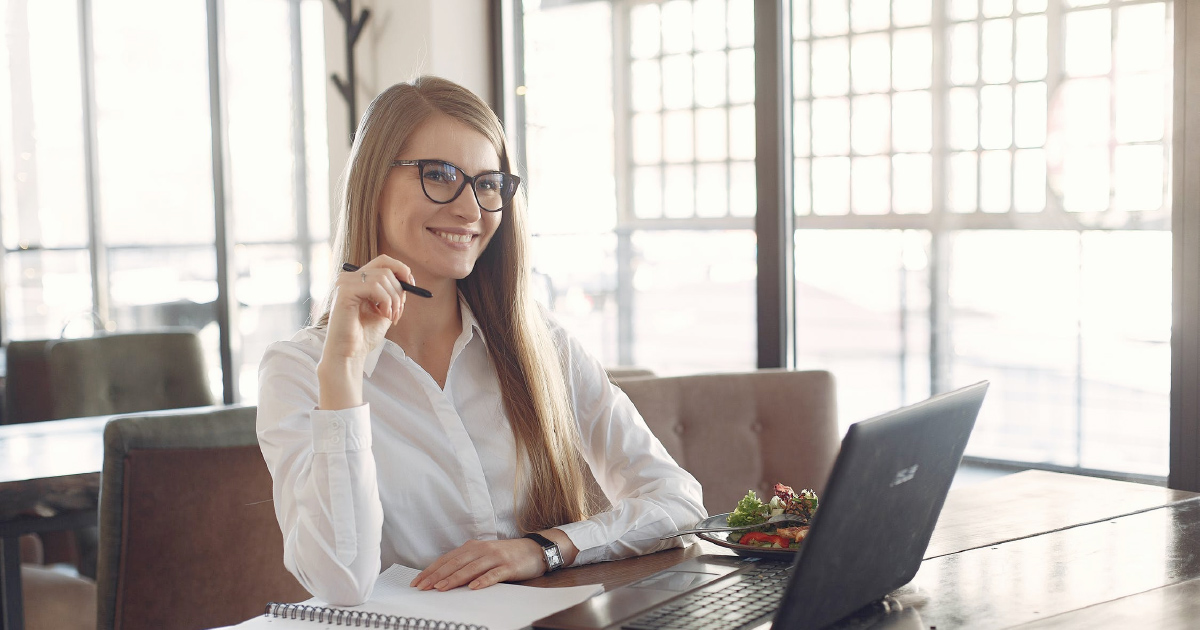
xmin=613 ymin=369 xmax=840 ymax=515
xmin=96 ymin=405 xmax=309 ymax=630
xmin=3 ymin=339 xmax=55 ymax=425
xmin=44 ymin=330 xmax=215 ymax=420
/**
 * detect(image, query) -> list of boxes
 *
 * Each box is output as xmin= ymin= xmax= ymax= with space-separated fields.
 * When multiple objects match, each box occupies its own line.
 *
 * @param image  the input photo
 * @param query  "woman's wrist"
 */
xmin=538 ymin=528 xmax=579 ymax=567
xmin=316 ymin=357 xmax=365 ymax=410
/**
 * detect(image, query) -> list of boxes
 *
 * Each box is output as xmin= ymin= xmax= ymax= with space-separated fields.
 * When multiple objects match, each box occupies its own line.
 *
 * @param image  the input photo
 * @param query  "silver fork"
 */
xmin=660 ymin=514 xmax=809 ymax=539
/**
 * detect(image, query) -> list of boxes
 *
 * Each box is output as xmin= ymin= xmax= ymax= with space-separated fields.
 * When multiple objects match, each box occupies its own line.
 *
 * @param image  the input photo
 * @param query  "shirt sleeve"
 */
xmin=547 ymin=320 xmax=708 ymax=565
xmin=256 ymin=336 xmax=384 ymax=605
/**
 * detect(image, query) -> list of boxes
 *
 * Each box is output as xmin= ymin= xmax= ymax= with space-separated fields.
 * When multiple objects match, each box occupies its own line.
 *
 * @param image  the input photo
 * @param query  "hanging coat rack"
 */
xmin=329 ymin=0 xmax=370 ymax=142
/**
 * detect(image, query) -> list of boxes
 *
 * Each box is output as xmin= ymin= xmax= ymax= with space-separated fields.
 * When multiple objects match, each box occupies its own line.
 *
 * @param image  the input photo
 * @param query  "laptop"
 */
xmin=533 ymin=381 xmax=988 ymax=630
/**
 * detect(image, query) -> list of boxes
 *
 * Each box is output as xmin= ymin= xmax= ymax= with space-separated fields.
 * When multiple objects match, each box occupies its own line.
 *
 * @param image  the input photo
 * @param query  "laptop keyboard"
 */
xmin=621 ymin=561 xmax=792 ymax=630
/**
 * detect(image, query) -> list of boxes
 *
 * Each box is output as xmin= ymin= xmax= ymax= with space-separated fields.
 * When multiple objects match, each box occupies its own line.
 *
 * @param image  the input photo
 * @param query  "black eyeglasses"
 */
xmin=391 ymin=159 xmax=520 ymax=212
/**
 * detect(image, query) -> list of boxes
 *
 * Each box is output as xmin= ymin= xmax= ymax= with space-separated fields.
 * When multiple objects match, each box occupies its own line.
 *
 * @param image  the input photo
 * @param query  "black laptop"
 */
xmin=533 ymin=381 xmax=988 ymax=630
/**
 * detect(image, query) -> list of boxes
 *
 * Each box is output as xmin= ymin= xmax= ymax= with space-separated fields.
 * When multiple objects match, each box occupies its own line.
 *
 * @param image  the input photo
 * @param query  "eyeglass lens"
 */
xmin=420 ymin=161 xmax=516 ymax=211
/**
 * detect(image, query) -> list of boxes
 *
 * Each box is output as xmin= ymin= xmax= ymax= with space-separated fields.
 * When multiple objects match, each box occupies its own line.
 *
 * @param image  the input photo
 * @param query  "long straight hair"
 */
xmin=322 ymin=76 xmax=598 ymax=532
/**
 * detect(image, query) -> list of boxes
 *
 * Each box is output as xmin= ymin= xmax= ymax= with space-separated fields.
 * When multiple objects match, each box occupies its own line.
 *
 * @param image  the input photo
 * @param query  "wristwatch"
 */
xmin=524 ymin=532 xmax=564 ymax=573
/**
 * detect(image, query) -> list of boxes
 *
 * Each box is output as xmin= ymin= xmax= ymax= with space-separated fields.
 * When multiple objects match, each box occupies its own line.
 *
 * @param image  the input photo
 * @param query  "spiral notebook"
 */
xmin=227 ymin=564 xmax=603 ymax=630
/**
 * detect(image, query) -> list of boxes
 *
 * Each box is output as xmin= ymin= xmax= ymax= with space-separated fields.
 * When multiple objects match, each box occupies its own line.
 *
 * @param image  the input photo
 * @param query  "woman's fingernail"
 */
xmin=435 ymin=580 xmax=447 ymax=590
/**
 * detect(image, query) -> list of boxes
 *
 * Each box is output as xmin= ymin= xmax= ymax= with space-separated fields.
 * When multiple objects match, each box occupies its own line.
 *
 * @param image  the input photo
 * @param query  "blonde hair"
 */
xmin=323 ymin=76 xmax=598 ymax=532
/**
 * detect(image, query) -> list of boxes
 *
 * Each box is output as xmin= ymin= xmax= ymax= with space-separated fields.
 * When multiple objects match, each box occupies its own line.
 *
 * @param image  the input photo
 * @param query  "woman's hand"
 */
xmin=317 ymin=255 xmax=414 ymax=410
xmin=411 ymin=530 xmax=579 ymax=591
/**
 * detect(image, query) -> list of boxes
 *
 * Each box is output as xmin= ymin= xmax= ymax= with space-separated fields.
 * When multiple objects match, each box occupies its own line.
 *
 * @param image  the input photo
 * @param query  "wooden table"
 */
xmin=0 ymin=415 xmax=110 ymax=630
xmin=523 ymin=470 xmax=1200 ymax=628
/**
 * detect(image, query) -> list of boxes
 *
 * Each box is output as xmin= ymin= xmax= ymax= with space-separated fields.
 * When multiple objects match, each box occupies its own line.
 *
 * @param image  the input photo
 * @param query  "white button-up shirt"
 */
xmin=257 ymin=302 xmax=706 ymax=604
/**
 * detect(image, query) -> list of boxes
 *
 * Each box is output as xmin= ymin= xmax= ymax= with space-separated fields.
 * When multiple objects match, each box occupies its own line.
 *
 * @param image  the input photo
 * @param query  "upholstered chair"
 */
xmin=613 ymin=369 xmax=840 ymax=515
xmin=96 ymin=405 xmax=309 ymax=630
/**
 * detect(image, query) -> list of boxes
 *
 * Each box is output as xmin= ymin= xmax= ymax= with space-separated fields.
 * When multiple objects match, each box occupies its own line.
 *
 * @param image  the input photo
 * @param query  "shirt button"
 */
xmin=330 ymin=436 xmax=340 ymax=444
xmin=331 ymin=420 xmax=341 ymax=429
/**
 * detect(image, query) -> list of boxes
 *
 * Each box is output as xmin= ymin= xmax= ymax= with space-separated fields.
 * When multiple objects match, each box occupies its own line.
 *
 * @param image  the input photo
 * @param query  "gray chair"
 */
xmin=96 ymin=405 xmax=309 ymax=630
xmin=45 ymin=330 xmax=215 ymax=420
xmin=613 ymin=369 xmax=840 ymax=515
xmin=3 ymin=339 xmax=55 ymax=424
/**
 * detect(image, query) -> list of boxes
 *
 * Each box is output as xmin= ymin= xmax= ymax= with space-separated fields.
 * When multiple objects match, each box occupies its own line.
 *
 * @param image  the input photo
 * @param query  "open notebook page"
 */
xmin=226 ymin=564 xmax=603 ymax=630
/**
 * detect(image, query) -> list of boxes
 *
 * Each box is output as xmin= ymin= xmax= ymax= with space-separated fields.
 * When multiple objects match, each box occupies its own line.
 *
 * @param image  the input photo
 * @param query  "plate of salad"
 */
xmin=695 ymin=483 xmax=819 ymax=560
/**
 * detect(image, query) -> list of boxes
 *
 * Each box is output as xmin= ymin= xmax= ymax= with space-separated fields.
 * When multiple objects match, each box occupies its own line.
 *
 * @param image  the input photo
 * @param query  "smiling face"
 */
xmin=376 ymin=114 xmax=504 ymax=288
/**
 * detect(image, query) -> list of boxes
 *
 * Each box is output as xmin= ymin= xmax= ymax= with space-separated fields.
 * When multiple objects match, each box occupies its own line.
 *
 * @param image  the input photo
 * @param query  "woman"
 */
xmin=257 ymin=75 xmax=705 ymax=606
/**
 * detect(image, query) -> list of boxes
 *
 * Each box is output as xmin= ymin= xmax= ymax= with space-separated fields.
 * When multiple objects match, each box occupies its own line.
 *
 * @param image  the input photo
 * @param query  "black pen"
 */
xmin=341 ymin=262 xmax=434 ymax=298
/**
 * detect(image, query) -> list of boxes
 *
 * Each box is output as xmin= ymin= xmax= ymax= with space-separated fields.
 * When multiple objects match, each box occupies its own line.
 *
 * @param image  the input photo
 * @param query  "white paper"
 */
xmin=223 ymin=564 xmax=603 ymax=630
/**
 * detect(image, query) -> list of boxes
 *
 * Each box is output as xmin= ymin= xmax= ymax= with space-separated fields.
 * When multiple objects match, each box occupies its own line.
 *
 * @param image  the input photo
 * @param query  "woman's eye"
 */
xmin=424 ymin=165 xmax=458 ymax=183
xmin=477 ymin=178 xmax=501 ymax=192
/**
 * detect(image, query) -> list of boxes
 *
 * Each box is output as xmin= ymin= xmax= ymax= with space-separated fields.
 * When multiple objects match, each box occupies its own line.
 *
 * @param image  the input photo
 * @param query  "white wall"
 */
xmin=321 ymin=0 xmax=492 ymax=232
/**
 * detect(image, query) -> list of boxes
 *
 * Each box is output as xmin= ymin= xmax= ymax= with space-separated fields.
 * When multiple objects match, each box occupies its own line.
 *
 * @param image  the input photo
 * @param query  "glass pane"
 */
xmin=632 ymin=113 xmax=662 ymax=164
xmin=663 ymin=109 xmax=694 ymax=162
xmin=1116 ymin=4 xmax=1167 ymax=75
xmin=661 ymin=0 xmax=693 ymax=54
xmin=981 ymin=19 xmax=1014 ymax=84
xmin=693 ymin=0 xmax=727 ymax=51
xmin=893 ymin=0 xmax=932 ymax=27
xmin=892 ymin=91 xmax=931 ymax=153
xmin=1065 ymin=9 xmax=1112 ymax=77
xmin=1114 ymin=145 xmax=1164 ymax=212
xmin=1078 ymin=231 xmax=1169 ymax=476
xmin=893 ymin=153 xmax=931 ymax=214
xmin=982 ymin=0 xmax=1013 ymax=18
xmin=631 ymin=60 xmax=662 ymax=112
xmin=851 ymin=34 xmax=890 ymax=94
xmin=236 ymin=244 xmax=308 ymax=404
xmin=812 ymin=38 xmax=850 ymax=97
xmin=950 ymin=23 xmax=979 ymax=86
xmin=695 ymin=163 xmax=729 ymax=218
xmin=630 ymin=3 xmax=661 ymax=59
xmin=1062 ymin=146 xmax=1110 ymax=212
xmin=1115 ymin=73 xmax=1166 ymax=143
xmin=949 ymin=88 xmax=979 ymax=150
xmin=695 ymin=108 xmax=728 ymax=161
xmin=694 ymin=51 xmax=727 ymax=107
xmin=1017 ymin=0 xmax=1047 ymax=12
xmin=0 ymin=0 xmax=88 ymax=250
xmin=979 ymin=149 xmax=1012 ymax=213
xmin=662 ymin=54 xmax=693 ymax=109
xmin=813 ymin=157 xmax=851 ymax=215
xmin=795 ymin=229 xmax=931 ymax=429
xmin=1015 ymin=15 xmax=1047 ymax=81
xmin=727 ymin=0 xmax=754 ymax=48
xmin=92 ymin=0 xmax=214 ymax=246
xmin=812 ymin=97 xmax=851 ymax=156
xmin=793 ymin=0 xmax=810 ymax=40
xmin=980 ymin=84 xmax=1013 ymax=150
xmin=794 ymin=158 xmax=811 ymax=215
xmin=812 ymin=0 xmax=850 ymax=37
xmin=951 ymin=231 xmax=1081 ymax=466
xmin=793 ymin=41 xmax=810 ymax=99
xmin=892 ymin=28 xmax=932 ymax=91
xmin=728 ymin=47 xmax=755 ymax=103
xmin=1013 ymin=148 xmax=1046 ymax=212
xmin=634 ymin=166 xmax=663 ymax=219
xmin=1014 ymin=81 xmax=1046 ymax=148
xmin=632 ymin=230 xmax=756 ymax=373
xmin=1061 ymin=78 xmax=1110 ymax=147
xmin=729 ymin=104 xmax=755 ymax=160
xmin=851 ymin=156 xmax=889 ymax=215
xmin=794 ymin=100 xmax=811 ymax=157
xmin=948 ymin=151 xmax=978 ymax=213
xmin=226 ymin=0 xmax=295 ymax=243
xmin=949 ymin=0 xmax=978 ymax=21
xmin=851 ymin=94 xmax=890 ymax=156
xmin=851 ymin=0 xmax=890 ymax=33
xmin=529 ymin=232 xmax=618 ymax=363
xmin=4 ymin=249 xmax=92 ymax=340
xmin=663 ymin=165 xmax=695 ymax=218
xmin=301 ymin=0 xmax=330 ymax=242
xmin=730 ymin=160 xmax=756 ymax=217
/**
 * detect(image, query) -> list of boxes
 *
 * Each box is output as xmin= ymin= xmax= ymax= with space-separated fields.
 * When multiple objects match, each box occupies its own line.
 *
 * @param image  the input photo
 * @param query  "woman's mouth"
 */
xmin=431 ymin=230 xmax=474 ymax=244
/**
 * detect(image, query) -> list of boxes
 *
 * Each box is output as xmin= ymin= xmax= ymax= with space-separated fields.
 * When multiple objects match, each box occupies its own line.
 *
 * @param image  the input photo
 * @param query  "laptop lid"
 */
xmin=773 ymin=380 xmax=988 ymax=630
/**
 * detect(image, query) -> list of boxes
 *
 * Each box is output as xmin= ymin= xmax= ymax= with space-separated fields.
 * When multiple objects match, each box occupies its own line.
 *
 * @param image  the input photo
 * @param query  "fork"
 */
xmin=660 ymin=514 xmax=809 ymax=539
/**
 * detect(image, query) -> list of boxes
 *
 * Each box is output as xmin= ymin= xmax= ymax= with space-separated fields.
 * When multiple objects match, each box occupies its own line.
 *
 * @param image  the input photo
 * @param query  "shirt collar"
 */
xmin=361 ymin=292 xmax=486 ymax=378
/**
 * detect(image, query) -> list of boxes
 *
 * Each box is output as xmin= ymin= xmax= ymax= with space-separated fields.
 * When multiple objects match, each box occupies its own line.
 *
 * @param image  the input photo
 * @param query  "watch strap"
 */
xmin=524 ymin=532 xmax=564 ymax=572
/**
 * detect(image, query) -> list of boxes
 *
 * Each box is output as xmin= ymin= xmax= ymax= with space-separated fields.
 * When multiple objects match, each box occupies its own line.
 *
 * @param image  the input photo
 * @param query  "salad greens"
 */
xmin=726 ymin=490 xmax=769 ymax=527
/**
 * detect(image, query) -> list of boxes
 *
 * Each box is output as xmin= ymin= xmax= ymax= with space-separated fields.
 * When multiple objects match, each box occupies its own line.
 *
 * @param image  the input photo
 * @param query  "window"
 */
xmin=0 ymin=0 xmax=330 ymax=402
xmin=514 ymin=0 xmax=1172 ymax=479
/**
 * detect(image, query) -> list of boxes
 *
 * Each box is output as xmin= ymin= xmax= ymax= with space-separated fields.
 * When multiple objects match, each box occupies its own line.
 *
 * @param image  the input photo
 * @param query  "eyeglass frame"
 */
xmin=390 ymin=159 xmax=521 ymax=212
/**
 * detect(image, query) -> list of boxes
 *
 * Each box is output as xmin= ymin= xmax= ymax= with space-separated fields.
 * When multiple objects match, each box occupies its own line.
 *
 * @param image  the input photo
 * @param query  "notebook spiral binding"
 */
xmin=264 ymin=602 xmax=488 ymax=629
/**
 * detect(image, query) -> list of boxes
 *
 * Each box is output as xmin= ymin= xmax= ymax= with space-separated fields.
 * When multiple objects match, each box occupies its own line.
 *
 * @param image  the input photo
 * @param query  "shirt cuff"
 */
xmin=556 ymin=520 xmax=605 ymax=566
xmin=311 ymin=404 xmax=372 ymax=453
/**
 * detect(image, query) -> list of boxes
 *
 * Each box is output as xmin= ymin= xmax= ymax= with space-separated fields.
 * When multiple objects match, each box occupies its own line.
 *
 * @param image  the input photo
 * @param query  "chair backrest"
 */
xmin=614 ymin=369 xmax=840 ymax=515
xmin=96 ymin=405 xmax=309 ymax=630
xmin=3 ymin=339 xmax=54 ymax=424
xmin=45 ymin=330 xmax=216 ymax=420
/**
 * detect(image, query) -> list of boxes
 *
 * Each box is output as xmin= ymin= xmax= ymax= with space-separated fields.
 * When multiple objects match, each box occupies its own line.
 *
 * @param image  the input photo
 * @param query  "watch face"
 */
xmin=544 ymin=548 xmax=564 ymax=570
